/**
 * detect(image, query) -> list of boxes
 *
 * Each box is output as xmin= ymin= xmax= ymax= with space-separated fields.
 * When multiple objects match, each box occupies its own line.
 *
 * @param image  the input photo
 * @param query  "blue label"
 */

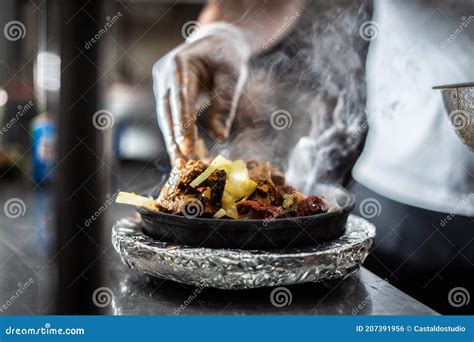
xmin=31 ymin=118 xmax=56 ymax=184
xmin=0 ymin=316 xmax=472 ymax=342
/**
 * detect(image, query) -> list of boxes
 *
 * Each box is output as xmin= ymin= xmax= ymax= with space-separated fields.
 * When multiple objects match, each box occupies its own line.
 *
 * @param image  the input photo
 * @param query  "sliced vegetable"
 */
xmin=115 ymin=191 xmax=159 ymax=212
xmin=213 ymin=208 xmax=227 ymax=219
xmin=282 ymin=194 xmax=294 ymax=209
xmin=190 ymin=155 xmax=228 ymax=188
xmin=190 ymin=156 xmax=258 ymax=219
xmin=224 ymin=160 xmax=257 ymax=200
xmin=221 ymin=190 xmax=239 ymax=219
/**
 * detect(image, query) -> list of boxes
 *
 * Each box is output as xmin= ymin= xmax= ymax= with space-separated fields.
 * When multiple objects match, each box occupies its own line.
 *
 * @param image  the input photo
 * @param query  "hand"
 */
xmin=153 ymin=23 xmax=251 ymax=164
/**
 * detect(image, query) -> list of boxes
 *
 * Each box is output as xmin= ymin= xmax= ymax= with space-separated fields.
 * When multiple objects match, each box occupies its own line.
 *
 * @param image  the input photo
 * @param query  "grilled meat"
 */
xmin=236 ymin=200 xmax=295 ymax=219
xmin=157 ymin=157 xmax=330 ymax=219
xmin=246 ymin=161 xmax=283 ymax=206
xmin=157 ymin=159 xmax=226 ymax=216
xmin=296 ymin=196 xmax=330 ymax=216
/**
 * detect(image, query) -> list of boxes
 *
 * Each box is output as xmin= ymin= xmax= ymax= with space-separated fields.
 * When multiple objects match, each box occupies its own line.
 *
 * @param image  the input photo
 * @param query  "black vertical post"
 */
xmin=55 ymin=0 xmax=105 ymax=314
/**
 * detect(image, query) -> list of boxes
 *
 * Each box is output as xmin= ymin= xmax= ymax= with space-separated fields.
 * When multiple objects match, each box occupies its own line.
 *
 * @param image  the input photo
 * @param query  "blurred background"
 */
xmin=0 ymin=0 xmax=204 ymax=172
xmin=0 ymin=0 xmax=207 ymax=315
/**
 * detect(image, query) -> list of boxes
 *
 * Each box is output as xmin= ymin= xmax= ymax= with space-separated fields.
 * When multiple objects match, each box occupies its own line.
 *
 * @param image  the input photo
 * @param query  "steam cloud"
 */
xmin=213 ymin=0 xmax=372 ymax=194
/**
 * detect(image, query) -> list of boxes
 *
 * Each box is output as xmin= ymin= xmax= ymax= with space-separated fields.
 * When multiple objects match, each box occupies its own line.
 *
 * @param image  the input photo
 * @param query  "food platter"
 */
xmin=112 ymin=214 xmax=375 ymax=290
xmin=138 ymin=185 xmax=354 ymax=250
xmin=116 ymin=156 xmax=355 ymax=249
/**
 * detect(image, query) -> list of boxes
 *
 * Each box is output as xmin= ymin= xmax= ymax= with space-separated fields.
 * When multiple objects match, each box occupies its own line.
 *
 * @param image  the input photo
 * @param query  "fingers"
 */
xmin=154 ymin=38 xmax=248 ymax=163
xmin=153 ymin=51 xmax=208 ymax=163
xmin=170 ymin=54 xmax=203 ymax=159
xmin=153 ymin=60 xmax=184 ymax=164
xmin=207 ymin=64 xmax=248 ymax=142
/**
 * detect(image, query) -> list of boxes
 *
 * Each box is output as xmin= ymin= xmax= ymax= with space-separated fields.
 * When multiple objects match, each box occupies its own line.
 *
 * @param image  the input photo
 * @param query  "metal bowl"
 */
xmin=139 ymin=185 xmax=354 ymax=250
xmin=434 ymin=82 xmax=474 ymax=151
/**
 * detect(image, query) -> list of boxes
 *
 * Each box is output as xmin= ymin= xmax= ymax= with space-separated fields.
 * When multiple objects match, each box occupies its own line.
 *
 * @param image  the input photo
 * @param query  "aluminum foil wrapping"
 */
xmin=112 ymin=215 xmax=376 ymax=290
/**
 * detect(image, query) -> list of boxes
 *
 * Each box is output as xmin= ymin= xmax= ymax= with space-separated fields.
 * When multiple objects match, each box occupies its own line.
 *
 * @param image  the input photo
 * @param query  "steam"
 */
xmin=216 ymin=0 xmax=373 ymax=193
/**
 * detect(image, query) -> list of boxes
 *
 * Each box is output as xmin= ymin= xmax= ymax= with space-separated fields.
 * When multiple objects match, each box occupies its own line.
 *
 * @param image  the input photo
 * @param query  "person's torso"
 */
xmin=353 ymin=0 xmax=474 ymax=216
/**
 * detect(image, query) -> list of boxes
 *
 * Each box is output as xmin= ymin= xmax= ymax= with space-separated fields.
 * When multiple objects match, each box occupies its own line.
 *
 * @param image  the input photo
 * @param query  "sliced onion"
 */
xmin=190 ymin=155 xmax=227 ymax=188
xmin=213 ymin=208 xmax=227 ymax=219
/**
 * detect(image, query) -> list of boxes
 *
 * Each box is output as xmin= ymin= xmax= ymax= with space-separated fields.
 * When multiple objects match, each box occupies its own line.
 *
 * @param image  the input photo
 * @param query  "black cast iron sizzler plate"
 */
xmin=138 ymin=187 xmax=354 ymax=250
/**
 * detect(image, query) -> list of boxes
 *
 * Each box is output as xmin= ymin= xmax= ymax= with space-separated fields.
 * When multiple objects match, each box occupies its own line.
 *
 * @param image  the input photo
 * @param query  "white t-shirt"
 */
xmin=353 ymin=0 xmax=474 ymax=216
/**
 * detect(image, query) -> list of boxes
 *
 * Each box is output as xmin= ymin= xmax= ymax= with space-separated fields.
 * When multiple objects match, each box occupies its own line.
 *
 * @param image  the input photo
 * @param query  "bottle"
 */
xmin=31 ymin=112 xmax=56 ymax=184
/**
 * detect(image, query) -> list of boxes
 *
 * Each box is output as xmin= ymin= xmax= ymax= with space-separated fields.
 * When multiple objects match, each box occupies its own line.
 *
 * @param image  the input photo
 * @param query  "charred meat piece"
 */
xmin=296 ymin=196 xmax=330 ymax=216
xmin=237 ymin=200 xmax=295 ymax=220
xmin=198 ymin=169 xmax=227 ymax=214
xmin=269 ymin=165 xmax=286 ymax=190
xmin=246 ymin=161 xmax=283 ymax=206
xmin=281 ymin=187 xmax=307 ymax=209
xmin=157 ymin=159 xmax=226 ymax=216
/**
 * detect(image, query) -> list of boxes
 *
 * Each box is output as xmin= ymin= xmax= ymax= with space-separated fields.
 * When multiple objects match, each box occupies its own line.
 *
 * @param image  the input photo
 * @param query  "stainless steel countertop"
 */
xmin=0 ymin=164 xmax=437 ymax=315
